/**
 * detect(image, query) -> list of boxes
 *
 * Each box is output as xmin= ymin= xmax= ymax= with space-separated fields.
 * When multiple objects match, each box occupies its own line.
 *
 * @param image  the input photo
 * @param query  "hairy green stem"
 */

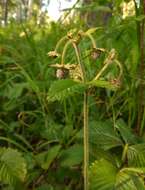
xmin=83 ymin=90 xmax=89 ymax=190
xmin=85 ymin=33 xmax=97 ymax=49
xmin=73 ymin=43 xmax=89 ymax=190
xmin=94 ymin=61 xmax=110 ymax=80
xmin=55 ymin=36 xmax=67 ymax=52
xmin=136 ymin=0 xmax=145 ymax=134
xmin=61 ymin=40 xmax=72 ymax=66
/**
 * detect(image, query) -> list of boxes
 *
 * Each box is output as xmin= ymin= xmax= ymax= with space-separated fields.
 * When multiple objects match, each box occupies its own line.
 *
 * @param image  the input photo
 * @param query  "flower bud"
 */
xmin=67 ymin=32 xmax=73 ymax=39
xmin=110 ymin=78 xmax=121 ymax=87
xmin=56 ymin=68 xmax=69 ymax=79
xmin=47 ymin=51 xmax=60 ymax=58
xmin=91 ymin=48 xmax=105 ymax=60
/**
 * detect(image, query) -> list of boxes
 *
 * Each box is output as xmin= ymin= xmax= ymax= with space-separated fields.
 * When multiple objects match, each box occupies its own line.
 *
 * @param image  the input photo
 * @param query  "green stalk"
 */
xmin=83 ymin=90 xmax=89 ymax=190
xmin=122 ymin=143 xmax=128 ymax=163
xmin=134 ymin=0 xmax=145 ymax=134
xmin=72 ymin=42 xmax=89 ymax=190
xmin=140 ymin=107 xmax=145 ymax=136
xmin=55 ymin=36 xmax=68 ymax=52
xmin=85 ymin=33 xmax=97 ymax=49
xmin=61 ymin=40 xmax=72 ymax=66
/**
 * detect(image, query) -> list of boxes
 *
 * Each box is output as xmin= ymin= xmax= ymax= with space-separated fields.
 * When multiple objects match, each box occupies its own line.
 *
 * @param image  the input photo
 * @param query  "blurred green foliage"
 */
xmin=0 ymin=0 xmax=145 ymax=189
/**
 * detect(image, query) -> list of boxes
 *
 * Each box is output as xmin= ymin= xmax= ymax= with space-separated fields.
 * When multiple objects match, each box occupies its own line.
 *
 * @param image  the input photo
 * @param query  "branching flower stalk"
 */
xmin=48 ymin=29 xmax=122 ymax=190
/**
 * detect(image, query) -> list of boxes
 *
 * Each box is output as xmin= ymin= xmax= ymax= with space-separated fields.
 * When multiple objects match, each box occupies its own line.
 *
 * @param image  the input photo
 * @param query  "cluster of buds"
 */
xmin=47 ymin=29 xmax=122 ymax=86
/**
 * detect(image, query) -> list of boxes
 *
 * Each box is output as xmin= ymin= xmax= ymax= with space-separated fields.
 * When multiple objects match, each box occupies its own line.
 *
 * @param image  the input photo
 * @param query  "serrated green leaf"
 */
xmin=85 ymin=28 xmax=98 ymax=35
xmin=90 ymin=159 xmax=145 ymax=190
xmin=128 ymin=143 xmax=145 ymax=167
xmin=5 ymin=83 xmax=27 ymax=99
xmin=131 ymin=175 xmax=145 ymax=190
xmin=88 ymin=80 xmax=118 ymax=90
xmin=0 ymin=148 xmax=27 ymax=185
xmin=47 ymin=79 xmax=85 ymax=102
xmin=60 ymin=144 xmax=83 ymax=167
xmin=89 ymin=121 xmax=123 ymax=150
xmin=89 ymin=159 xmax=117 ymax=190
xmin=116 ymin=167 xmax=145 ymax=190
xmin=115 ymin=119 xmax=138 ymax=144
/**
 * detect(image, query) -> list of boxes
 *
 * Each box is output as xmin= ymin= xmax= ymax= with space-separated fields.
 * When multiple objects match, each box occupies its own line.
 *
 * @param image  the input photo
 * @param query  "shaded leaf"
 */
xmin=35 ymin=145 xmax=61 ymax=170
xmin=60 ymin=144 xmax=83 ymax=167
xmin=115 ymin=119 xmax=138 ymax=144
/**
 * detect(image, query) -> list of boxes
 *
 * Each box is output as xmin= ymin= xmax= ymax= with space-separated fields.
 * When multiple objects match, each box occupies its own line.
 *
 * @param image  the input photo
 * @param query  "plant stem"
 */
xmin=136 ymin=0 xmax=145 ymax=134
xmin=83 ymin=90 xmax=89 ymax=190
xmin=140 ymin=107 xmax=145 ymax=136
xmin=55 ymin=36 xmax=67 ymax=52
xmin=73 ymin=42 xmax=89 ymax=190
xmin=61 ymin=40 xmax=72 ymax=66
xmin=122 ymin=143 xmax=128 ymax=163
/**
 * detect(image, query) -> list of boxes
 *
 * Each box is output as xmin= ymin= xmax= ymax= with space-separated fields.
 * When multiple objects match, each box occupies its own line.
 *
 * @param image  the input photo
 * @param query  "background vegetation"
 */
xmin=0 ymin=0 xmax=145 ymax=189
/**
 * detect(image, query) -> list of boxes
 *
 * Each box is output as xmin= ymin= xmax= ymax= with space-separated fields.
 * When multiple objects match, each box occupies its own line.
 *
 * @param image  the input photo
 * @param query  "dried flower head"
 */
xmin=67 ymin=32 xmax=73 ymax=39
xmin=47 ymin=51 xmax=60 ymax=58
xmin=56 ymin=68 xmax=69 ymax=79
xmin=110 ymin=78 xmax=121 ymax=87
xmin=91 ymin=48 xmax=105 ymax=60
xmin=78 ymin=30 xmax=84 ymax=37
xmin=49 ymin=63 xmax=76 ymax=79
